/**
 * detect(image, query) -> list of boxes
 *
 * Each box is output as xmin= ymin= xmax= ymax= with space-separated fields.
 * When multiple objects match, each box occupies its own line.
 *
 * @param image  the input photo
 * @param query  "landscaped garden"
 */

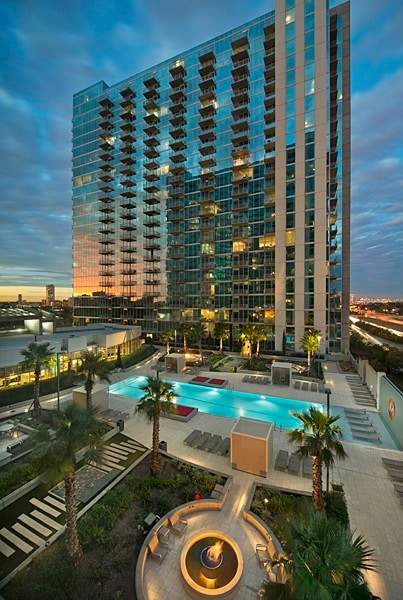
xmin=2 ymin=453 xmax=226 ymax=600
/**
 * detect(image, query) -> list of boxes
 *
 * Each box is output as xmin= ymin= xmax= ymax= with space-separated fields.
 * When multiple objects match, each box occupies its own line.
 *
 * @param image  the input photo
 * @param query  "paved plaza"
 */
xmin=108 ymin=358 xmax=403 ymax=600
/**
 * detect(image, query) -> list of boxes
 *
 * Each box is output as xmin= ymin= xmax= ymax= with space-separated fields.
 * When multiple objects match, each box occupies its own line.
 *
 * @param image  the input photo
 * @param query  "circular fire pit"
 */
xmin=180 ymin=531 xmax=243 ymax=598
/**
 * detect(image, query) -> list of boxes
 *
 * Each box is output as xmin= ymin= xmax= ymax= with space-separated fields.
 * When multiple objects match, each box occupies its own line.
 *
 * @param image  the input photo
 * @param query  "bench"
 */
xmin=168 ymin=512 xmax=188 ymax=537
xmin=148 ymin=534 xmax=168 ymax=564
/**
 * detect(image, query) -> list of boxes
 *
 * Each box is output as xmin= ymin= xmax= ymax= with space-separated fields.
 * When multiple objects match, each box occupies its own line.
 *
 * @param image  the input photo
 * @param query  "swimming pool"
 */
xmin=109 ymin=376 xmax=324 ymax=430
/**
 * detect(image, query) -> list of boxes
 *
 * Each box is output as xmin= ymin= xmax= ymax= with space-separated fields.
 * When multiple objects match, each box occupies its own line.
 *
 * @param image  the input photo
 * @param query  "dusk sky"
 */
xmin=0 ymin=0 xmax=402 ymax=301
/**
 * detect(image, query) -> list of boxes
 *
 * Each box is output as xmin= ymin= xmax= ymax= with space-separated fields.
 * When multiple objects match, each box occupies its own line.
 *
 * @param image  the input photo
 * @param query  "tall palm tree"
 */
xmin=33 ymin=404 xmax=105 ymax=566
xmin=214 ymin=322 xmax=230 ymax=353
xmin=160 ymin=330 xmax=174 ymax=355
xmin=192 ymin=321 xmax=208 ymax=363
xmin=289 ymin=407 xmax=347 ymax=511
xmin=20 ymin=342 xmax=54 ymax=418
xmin=135 ymin=377 xmax=176 ymax=475
xmin=299 ymin=328 xmax=321 ymax=375
xmin=254 ymin=324 xmax=268 ymax=356
xmin=179 ymin=322 xmax=192 ymax=353
xmin=77 ymin=351 xmax=111 ymax=408
xmin=239 ymin=323 xmax=258 ymax=358
xmin=262 ymin=509 xmax=375 ymax=600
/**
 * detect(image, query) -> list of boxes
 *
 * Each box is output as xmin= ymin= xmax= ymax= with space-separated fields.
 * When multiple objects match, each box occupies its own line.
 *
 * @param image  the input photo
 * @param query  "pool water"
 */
xmin=109 ymin=376 xmax=323 ymax=430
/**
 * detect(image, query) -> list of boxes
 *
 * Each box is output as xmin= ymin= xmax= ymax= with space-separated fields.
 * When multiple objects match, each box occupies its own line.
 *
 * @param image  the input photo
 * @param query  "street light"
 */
xmin=324 ymin=387 xmax=332 ymax=494
xmin=56 ymin=351 xmax=67 ymax=411
xmin=174 ymin=329 xmax=177 ymax=351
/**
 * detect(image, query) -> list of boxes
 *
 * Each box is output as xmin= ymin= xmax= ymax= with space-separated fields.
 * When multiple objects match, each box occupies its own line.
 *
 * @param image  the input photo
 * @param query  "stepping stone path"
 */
xmin=0 ymin=437 xmax=144 ymax=563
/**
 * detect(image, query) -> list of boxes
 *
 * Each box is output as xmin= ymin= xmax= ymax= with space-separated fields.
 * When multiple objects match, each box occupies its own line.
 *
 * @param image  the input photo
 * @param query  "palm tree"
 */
xmin=77 ymin=351 xmax=111 ymax=408
xmin=160 ymin=330 xmax=174 ymax=355
xmin=179 ymin=322 xmax=192 ymax=353
xmin=239 ymin=323 xmax=258 ymax=358
xmin=214 ymin=322 xmax=230 ymax=353
xmin=299 ymin=328 xmax=321 ymax=375
xmin=33 ymin=404 xmax=105 ymax=566
xmin=262 ymin=509 xmax=375 ymax=599
xmin=255 ymin=324 xmax=268 ymax=356
xmin=192 ymin=321 xmax=208 ymax=363
xmin=288 ymin=407 xmax=347 ymax=511
xmin=135 ymin=377 xmax=176 ymax=475
xmin=20 ymin=342 xmax=54 ymax=418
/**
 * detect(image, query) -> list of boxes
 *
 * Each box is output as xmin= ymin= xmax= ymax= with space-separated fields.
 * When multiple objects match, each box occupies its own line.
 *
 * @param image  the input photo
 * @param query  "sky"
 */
xmin=0 ymin=0 xmax=402 ymax=302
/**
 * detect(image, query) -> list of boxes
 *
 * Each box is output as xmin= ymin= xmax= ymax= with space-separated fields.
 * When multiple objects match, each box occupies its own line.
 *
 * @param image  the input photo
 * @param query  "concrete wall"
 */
xmin=378 ymin=376 xmax=403 ymax=449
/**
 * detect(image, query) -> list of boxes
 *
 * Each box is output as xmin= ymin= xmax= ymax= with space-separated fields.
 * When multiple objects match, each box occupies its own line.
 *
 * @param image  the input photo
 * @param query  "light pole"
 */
xmin=174 ymin=329 xmax=177 ymax=352
xmin=324 ymin=386 xmax=332 ymax=493
xmin=56 ymin=351 xmax=67 ymax=411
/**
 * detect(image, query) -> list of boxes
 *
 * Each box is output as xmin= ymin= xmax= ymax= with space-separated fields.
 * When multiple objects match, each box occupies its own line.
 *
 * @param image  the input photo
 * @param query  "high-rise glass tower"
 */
xmin=72 ymin=0 xmax=350 ymax=353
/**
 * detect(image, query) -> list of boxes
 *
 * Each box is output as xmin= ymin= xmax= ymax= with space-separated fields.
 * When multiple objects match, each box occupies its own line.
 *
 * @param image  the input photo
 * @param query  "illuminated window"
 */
xmin=285 ymin=230 xmax=295 ymax=245
xmin=233 ymin=240 xmax=247 ymax=252
xmin=259 ymin=234 xmax=275 ymax=248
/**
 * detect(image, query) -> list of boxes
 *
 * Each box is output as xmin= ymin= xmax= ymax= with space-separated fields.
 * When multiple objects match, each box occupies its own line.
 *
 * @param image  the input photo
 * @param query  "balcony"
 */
xmin=167 ymin=209 xmax=185 ymax=221
xmin=99 ymin=163 xmax=114 ymax=172
xmin=200 ymin=218 xmax=215 ymax=230
xmin=232 ymin=132 xmax=249 ymax=147
xmin=144 ymin=280 xmax=160 ymax=286
xmin=144 ymin=194 xmax=160 ymax=205
xmin=200 ymin=179 xmax=215 ymax=192
xmin=99 ymin=152 xmax=113 ymax=162
xmin=99 ymin=195 xmax=113 ymax=204
xmin=99 ymin=119 xmax=113 ymax=131
xmin=120 ymin=234 xmax=137 ymax=243
xmin=99 ymin=226 xmax=114 ymax=235
xmin=120 ymin=166 xmax=135 ymax=177
xmin=170 ymin=173 xmax=185 ymax=186
xmin=99 ymin=248 xmax=115 ymax=255
xmin=142 ymin=170 xmax=157 ymax=183
xmin=232 ymin=87 xmax=249 ymax=103
xmin=231 ymin=48 xmax=249 ymax=64
xmin=170 ymin=101 xmax=185 ymax=115
xmin=144 ymin=147 xmax=159 ymax=160
xmin=199 ymin=103 xmax=216 ymax=118
xmin=144 ymin=242 xmax=161 ymax=251
xmin=99 ymin=173 xmax=114 ymax=183
xmin=198 ymin=130 xmax=216 ymax=144
xmin=120 ymin=189 xmax=136 ymax=199
xmin=170 ymin=164 xmax=186 ymax=175
xmin=121 ymin=133 xmax=135 ymax=145
xmin=198 ymin=61 xmax=215 ymax=77
xmin=167 ymin=197 xmax=185 ymax=210
xmin=100 ymin=258 xmax=115 ymax=266
xmin=121 ymin=245 xmax=137 ymax=253
xmin=170 ymin=186 xmax=185 ymax=198
xmin=120 ymin=223 xmax=136 ymax=231
xmin=121 ymin=178 xmax=135 ymax=188
xmin=143 ymin=88 xmax=160 ymax=101
xmin=144 ymin=136 xmax=159 ymax=148
xmin=99 ymin=107 xmax=113 ymax=119
xmin=99 ymin=98 xmax=114 ymax=109
xmin=169 ymin=114 xmax=186 ymax=128
xmin=120 ymin=98 xmax=135 ymax=111
xmin=170 ymin=62 xmax=185 ymax=77
xmin=121 ymin=211 xmax=136 ymax=220
xmin=233 ymin=197 xmax=249 ymax=211
xmin=169 ymin=139 xmax=186 ymax=152
xmin=143 ymin=98 xmax=159 ymax=113
xmin=144 ymin=159 xmax=159 ymax=171
xmin=121 ymin=111 xmax=136 ymax=122
xmin=170 ymin=151 xmax=186 ymax=163
xmin=144 ymin=183 xmax=160 ymax=194
xmin=199 ymin=142 xmax=216 ymax=156
xmin=120 ymin=269 xmax=137 ymax=275
xmin=144 ymin=207 xmax=160 ymax=217
xmin=144 ymin=113 xmax=159 ymax=125
xmin=198 ymin=155 xmax=216 ymax=169
xmin=233 ymin=184 xmax=249 ymax=198
xmin=121 ymin=256 xmax=137 ymax=264
xmin=120 ymin=87 xmax=135 ymax=100
xmin=199 ymin=77 xmax=215 ymax=92
xmin=144 ymin=219 xmax=160 ymax=228
xmin=120 ymin=155 xmax=135 ymax=166
xmin=120 ymin=200 xmax=136 ymax=210
xmin=144 ymin=254 xmax=161 ymax=262
xmin=99 ymin=215 xmax=114 ymax=225
xmin=121 ymin=145 xmax=135 ymax=155
xmin=99 ymin=183 xmax=113 ymax=193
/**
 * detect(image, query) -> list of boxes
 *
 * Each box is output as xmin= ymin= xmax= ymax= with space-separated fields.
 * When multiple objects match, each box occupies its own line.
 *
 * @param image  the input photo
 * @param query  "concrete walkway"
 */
xmin=108 ymin=360 xmax=403 ymax=600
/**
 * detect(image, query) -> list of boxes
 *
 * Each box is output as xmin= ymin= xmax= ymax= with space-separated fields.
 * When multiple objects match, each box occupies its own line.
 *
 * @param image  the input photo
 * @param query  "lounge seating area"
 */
xmin=293 ymin=380 xmax=319 ymax=392
xmin=183 ymin=429 xmax=230 ymax=456
xmin=190 ymin=376 xmax=227 ymax=388
xmin=148 ymin=534 xmax=169 ymax=564
xmin=168 ymin=512 xmax=188 ymax=536
xmin=242 ymin=375 xmax=271 ymax=385
xmin=274 ymin=450 xmax=312 ymax=478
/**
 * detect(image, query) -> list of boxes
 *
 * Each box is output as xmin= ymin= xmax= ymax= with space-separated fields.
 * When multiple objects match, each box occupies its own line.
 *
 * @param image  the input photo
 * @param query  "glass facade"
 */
xmin=72 ymin=0 xmax=350 ymax=353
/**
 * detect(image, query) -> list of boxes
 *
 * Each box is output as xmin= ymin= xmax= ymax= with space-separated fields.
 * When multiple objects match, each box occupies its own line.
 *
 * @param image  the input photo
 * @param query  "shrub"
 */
xmin=0 ymin=462 xmax=40 ymax=499
xmin=121 ymin=345 xmax=156 ymax=368
xmin=324 ymin=491 xmax=349 ymax=527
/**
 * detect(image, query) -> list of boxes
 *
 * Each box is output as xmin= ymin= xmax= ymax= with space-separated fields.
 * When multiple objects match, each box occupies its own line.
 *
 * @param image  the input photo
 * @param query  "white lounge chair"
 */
xmin=169 ymin=512 xmax=188 ymax=536
xmin=148 ymin=534 xmax=168 ymax=563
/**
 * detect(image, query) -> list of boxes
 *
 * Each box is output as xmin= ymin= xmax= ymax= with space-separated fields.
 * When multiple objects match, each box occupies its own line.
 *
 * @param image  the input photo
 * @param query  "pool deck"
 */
xmin=108 ymin=359 xmax=403 ymax=600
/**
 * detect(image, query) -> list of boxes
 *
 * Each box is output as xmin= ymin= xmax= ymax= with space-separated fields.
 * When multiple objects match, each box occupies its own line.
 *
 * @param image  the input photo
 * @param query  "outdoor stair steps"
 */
xmin=30 ymin=510 xmax=62 ymax=531
xmin=0 ymin=528 xmax=33 ymax=554
xmin=29 ymin=498 xmax=61 ymax=518
xmin=0 ymin=538 xmax=15 ymax=557
xmin=19 ymin=513 xmax=52 ymax=537
xmin=12 ymin=522 xmax=43 ymax=547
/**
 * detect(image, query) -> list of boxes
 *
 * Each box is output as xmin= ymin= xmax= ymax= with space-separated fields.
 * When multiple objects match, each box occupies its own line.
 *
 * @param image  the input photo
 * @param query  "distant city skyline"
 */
xmin=0 ymin=0 xmax=402 ymax=299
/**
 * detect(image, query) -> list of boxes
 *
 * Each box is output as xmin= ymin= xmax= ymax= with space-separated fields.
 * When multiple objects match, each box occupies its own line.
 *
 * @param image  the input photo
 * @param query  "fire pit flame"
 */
xmin=207 ymin=541 xmax=224 ymax=564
